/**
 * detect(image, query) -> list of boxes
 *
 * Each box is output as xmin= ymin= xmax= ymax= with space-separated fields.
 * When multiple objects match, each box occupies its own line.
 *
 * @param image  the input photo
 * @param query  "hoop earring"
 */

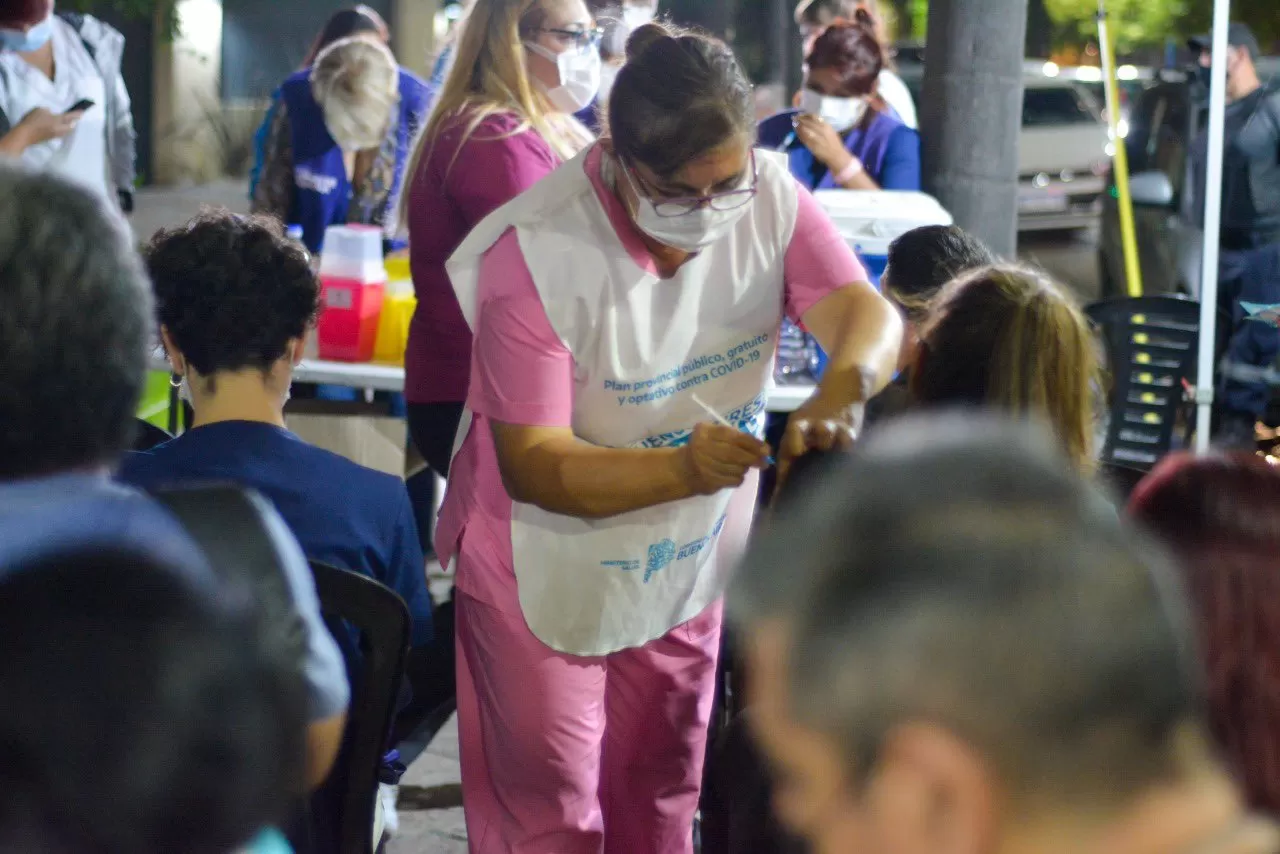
xmin=169 ymin=373 xmax=184 ymax=389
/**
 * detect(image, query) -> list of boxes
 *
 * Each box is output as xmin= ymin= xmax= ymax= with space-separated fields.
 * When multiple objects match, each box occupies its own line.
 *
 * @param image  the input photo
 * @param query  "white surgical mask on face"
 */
xmin=634 ymin=202 xmax=750 ymax=253
xmin=525 ymin=41 xmax=602 ymax=113
xmin=799 ymin=89 xmax=867 ymax=132
xmin=621 ymin=160 xmax=754 ymax=253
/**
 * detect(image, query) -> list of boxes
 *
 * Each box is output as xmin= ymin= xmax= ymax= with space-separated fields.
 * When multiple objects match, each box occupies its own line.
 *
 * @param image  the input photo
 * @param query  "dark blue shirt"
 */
xmin=0 ymin=471 xmax=351 ymax=721
xmin=0 ymin=472 xmax=213 ymax=581
xmin=119 ymin=422 xmax=434 ymax=652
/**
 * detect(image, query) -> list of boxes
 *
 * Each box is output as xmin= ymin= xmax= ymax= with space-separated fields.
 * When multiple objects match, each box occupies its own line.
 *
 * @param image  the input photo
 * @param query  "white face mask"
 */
xmin=799 ymin=89 xmax=867 ymax=132
xmin=525 ymin=41 xmax=602 ymax=113
xmin=619 ymin=158 xmax=754 ymax=253
xmin=634 ymin=203 xmax=750 ymax=253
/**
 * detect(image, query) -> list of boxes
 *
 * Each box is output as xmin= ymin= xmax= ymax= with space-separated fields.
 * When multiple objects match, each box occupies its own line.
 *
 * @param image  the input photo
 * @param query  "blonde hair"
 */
xmin=397 ymin=0 xmax=590 ymax=228
xmin=913 ymin=265 xmax=1100 ymax=472
xmin=312 ymin=36 xmax=399 ymax=152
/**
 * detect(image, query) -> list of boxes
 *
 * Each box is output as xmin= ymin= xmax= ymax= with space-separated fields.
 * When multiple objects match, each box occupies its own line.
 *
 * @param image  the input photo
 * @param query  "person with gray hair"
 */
xmin=253 ymin=30 xmax=435 ymax=254
xmin=0 ymin=166 xmax=351 ymax=798
xmin=731 ymin=413 xmax=1280 ymax=854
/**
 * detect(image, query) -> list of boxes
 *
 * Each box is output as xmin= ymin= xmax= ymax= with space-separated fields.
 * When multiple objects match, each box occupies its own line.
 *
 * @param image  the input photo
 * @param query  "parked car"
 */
xmin=1097 ymin=59 xmax=1279 ymax=299
xmin=899 ymin=66 xmax=1111 ymax=231
xmin=1056 ymin=65 xmax=1153 ymax=138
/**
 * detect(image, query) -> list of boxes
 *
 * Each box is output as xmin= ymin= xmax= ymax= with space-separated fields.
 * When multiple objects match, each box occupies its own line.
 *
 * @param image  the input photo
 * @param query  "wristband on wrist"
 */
xmin=834 ymin=157 xmax=864 ymax=184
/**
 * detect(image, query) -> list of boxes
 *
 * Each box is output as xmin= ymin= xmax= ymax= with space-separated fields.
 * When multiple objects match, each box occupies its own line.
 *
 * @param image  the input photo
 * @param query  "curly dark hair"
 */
xmin=0 ymin=167 xmax=152 ymax=479
xmin=145 ymin=211 xmax=321 ymax=378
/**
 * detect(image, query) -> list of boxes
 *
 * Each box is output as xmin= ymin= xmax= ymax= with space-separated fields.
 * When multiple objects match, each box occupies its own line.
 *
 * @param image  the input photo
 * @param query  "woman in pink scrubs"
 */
xmin=400 ymin=0 xmax=598 ymax=479
xmin=441 ymin=20 xmax=903 ymax=854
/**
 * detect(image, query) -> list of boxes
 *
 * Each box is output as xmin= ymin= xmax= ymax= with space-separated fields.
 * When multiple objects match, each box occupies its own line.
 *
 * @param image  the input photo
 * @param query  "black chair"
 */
xmin=1101 ymin=462 xmax=1149 ymax=504
xmin=1086 ymin=296 xmax=1225 ymax=470
xmin=133 ymin=418 xmax=173 ymax=451
xmin=310 ymin=561 xmax=412 ymax=854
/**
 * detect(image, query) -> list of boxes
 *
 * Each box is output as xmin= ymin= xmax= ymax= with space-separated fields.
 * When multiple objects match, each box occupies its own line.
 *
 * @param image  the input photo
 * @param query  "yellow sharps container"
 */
xmin=373 ymin=256 xmax=416 ymax=365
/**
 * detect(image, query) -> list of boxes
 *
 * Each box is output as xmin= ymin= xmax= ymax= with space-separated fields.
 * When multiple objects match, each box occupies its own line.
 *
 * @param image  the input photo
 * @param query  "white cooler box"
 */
xmin=776 ymin=191 xmax=953 ymax=384
xmin=812 ymin=190 xmax=953 ymax=287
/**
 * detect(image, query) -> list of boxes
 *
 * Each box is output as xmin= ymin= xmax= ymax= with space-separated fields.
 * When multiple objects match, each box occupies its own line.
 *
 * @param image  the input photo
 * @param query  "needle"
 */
xmin=691 ymin=394 xmax=776 ymax=466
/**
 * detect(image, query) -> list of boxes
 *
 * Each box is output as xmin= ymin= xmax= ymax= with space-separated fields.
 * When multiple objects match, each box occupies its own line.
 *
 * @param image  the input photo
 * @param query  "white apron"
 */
xmin=447 ymin=144 xmax=799 ymax=655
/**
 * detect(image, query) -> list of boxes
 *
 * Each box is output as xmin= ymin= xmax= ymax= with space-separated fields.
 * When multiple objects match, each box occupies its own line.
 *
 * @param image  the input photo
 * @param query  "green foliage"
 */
xmin=1181 ymin=0 xmax=1279 ymax=47
xmin=63 ymin=0 xmax=178 ymax=38
xmin=1044 ymin=0 xmax=1186 ymax=52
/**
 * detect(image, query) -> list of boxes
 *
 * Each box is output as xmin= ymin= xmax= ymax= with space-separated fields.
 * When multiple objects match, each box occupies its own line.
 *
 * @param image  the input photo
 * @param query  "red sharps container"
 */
xmin=317 ymin=225 xmax=387 ymax=362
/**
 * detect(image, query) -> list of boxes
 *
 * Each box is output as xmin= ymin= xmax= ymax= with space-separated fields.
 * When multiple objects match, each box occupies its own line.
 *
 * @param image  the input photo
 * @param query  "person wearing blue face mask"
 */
xmin=0 ymin=0 xmax=136 ymax=213
xmin=758 ymin=12 xmax=919 ymax=192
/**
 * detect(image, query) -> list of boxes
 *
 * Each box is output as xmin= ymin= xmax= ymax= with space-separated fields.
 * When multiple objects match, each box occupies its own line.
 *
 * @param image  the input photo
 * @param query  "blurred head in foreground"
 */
xmin=0 ymin=166 xmax=150 ymax=480
xmin=731 ymin=413 xmax=1265 ymax=854
xmin=0 ymin=548 xmax=307 ymax=853
xmin=1130 ymin=452 xmax=1280 ymax=816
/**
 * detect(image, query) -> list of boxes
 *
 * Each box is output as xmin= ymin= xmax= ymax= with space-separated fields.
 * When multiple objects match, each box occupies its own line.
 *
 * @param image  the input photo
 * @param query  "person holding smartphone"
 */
xmin=0 ymin=0 xmax=137 ymax=213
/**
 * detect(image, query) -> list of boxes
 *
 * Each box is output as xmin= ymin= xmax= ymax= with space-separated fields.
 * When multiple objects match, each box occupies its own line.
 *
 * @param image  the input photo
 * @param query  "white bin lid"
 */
xmin=319 ymin=225 xmax=388 ymax=282
xmin=814 ymin=190 xmax=954 ymax=256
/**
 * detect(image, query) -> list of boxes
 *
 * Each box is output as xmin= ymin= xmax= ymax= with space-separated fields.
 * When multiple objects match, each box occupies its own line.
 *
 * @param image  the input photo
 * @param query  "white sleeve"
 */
xmin=878 ymin=70 xmax=918 ymax=130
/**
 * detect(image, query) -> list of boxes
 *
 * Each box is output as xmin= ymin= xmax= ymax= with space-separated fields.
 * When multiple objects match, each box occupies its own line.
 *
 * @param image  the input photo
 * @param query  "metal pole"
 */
xmin=1097 ymin=2 xmax=1142 ymax=297
xmin=1194 ymin=0 xmax=1232 ymax=452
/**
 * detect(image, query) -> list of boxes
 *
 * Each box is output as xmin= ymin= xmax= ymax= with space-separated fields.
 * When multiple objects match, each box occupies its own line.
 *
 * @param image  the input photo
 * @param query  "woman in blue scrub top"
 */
xmin=253 ymin=33 xmax=433 ymax=255
xmin=758 ymin=12 xmax=919 ymax=192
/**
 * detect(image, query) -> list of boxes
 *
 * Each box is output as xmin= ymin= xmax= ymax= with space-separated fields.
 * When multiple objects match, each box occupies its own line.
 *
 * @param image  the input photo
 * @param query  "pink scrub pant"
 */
xmin=454 ymin=590 xmax=723 ymax=854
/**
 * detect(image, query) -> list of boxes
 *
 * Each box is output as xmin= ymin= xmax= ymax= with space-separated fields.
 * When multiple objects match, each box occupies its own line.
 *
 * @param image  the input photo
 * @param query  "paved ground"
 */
xmin=1020 ymin=227 xmax=1103 ymax=303
xmin=131 ymin=182 xmax=1103 ymax=851
xmin=131 ymin=179 xmax=250 ymax=242
xmin=388 ymin=713 xmax=469 ymax=853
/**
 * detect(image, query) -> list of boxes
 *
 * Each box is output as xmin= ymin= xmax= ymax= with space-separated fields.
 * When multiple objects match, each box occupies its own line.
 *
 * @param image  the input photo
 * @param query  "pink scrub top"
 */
xmin=440 ymin=146 xmax=867 ymax=615
xmin=404 ymin=110 xmax=562 ymax=404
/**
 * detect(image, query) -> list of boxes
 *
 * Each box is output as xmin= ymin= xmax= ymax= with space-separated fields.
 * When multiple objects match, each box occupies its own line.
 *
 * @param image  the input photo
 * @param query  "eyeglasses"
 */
xmin=621 ymin=150 xmax=759 ymax=217
xmin=534 ymin=25 xmax=604 ymax=51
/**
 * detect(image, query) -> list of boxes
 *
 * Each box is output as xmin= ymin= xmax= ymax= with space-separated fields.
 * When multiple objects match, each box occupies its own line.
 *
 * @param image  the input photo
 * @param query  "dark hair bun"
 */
xmin=625 ymin=21 xmax=673 ymax=61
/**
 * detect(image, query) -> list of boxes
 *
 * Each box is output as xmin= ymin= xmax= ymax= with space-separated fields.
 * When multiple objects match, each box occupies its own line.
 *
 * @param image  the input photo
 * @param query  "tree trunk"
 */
xmin=919 ymin=0 xmax=1028 ymax=258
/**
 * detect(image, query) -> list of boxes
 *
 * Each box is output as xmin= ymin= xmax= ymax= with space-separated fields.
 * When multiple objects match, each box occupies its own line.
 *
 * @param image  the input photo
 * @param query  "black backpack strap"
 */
xmin=151 ymin=485 xmax=309 ymax=668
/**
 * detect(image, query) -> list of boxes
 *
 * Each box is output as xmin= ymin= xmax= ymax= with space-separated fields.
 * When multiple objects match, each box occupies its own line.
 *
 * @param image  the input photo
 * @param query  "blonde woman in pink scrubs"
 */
xmin=441 ymin=20 xmax=903 ymax=854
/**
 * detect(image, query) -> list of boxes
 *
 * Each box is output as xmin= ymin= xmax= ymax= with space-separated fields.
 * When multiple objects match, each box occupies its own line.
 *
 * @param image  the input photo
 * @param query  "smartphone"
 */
xmin=65 ymin=98 xmax=95 ymax=115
